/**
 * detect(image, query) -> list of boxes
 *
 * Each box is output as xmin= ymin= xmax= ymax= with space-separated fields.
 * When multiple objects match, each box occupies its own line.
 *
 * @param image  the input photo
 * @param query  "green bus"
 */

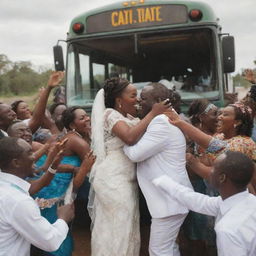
xmin=54 ymin=0 xmax=235 ymax=112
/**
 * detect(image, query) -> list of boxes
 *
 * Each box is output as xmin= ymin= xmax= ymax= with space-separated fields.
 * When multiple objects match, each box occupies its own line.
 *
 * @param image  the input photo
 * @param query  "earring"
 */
xmin=119 ymin=104 xmax=122 ymax=109
xmin=220 ymin=173 xmax=226 ymax=183
xmin=72 ymin=128 xmax=76 ymax=132
xmin=233 ymin=124 xmax=237 ymax=128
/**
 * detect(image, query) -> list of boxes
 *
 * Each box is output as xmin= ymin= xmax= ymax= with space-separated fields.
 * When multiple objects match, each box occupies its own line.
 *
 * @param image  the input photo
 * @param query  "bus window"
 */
xmin=66 ymin=46 xmax=76 ymax=104
xmin=92 ymin=63 xmax=105 ymax=93
xmin=66 ymin=44 xmax=135 ymax=107
xmin=79 ymin=54 xmax=90 ymax=102
xmin=67 ymin=47 xmax=95 ymax=106
xmin=109 ymin=64 xmax=129 ymax=79
xmin=66 ymin=28 xmax=220 ymax=109
xmin=67 ymin=47 xmax=94 ymax=106
xmin=136 ymin=29 xmax=218 ymax=100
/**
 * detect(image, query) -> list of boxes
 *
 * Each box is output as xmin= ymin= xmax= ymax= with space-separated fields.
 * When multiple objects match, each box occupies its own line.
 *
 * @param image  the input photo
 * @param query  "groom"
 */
xmin=124 ymin=83 xmax=192 ymax=256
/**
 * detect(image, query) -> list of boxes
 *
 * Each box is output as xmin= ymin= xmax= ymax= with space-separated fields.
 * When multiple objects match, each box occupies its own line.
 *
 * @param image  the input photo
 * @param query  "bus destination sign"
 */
xmin=86 ymin=5 xmax=187 ymax=33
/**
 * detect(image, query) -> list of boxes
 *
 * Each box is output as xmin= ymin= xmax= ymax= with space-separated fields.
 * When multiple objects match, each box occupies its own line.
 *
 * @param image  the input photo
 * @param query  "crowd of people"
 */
xmin=0 ymin=69 xmax=255 ymax=256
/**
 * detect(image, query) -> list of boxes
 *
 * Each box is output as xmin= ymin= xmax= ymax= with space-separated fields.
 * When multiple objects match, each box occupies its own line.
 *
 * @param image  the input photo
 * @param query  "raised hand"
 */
xmin=47 ymin=71 xmax=65 ymax=88
xmin=57 ymin=203 xmax=75 ymax=223
xmin=51 ymin=150 xmax=65 ymax=170
xmin=80 ymin=150 xmax=96 ymax=173
xmin=45 ymin=138 xmax=68 ymax=170
xmin=164 ymin=107 xmax=181 ymax=126
xmin=73 ymin=150 xmax=96 ymax=190
xmin=186 ymin=153 xmax=211 ymax=179
xmin=48 ymin=138 xmax=68 ymax=157
xmin=243 ymin=69 xmax=256 ymax=84
xmin=186 ymin=153 xmax=199 ymax=168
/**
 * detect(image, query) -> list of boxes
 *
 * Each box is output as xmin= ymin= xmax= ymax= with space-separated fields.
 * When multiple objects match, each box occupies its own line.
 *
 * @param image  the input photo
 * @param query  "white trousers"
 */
xmin=149 ymin=214 xmax=187 ymax=256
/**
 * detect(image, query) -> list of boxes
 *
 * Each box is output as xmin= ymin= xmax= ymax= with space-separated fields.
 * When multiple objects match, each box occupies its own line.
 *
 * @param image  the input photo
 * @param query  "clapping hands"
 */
xmin=243 ymin=69 xmax=256 ymax=84
xmin=80 ymin=150 xmax=96 ymax=173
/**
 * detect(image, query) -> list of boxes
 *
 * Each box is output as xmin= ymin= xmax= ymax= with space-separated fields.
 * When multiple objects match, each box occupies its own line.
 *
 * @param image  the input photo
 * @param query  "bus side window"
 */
xmin=92 ymin=63 xmax=105 ymax=96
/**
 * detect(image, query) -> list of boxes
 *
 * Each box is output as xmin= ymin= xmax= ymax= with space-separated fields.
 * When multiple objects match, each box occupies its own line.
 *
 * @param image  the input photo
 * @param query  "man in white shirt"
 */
xmin=153 ymin=151 xmax=256 ymax=256
xmin=124 ymin=83 xmax=192 ymax=256
xmin=0 ymin=137 xmax=74 ymax=256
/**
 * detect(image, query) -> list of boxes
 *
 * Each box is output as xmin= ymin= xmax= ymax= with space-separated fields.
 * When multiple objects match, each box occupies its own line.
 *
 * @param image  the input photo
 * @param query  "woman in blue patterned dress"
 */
xmin=32 ymin=106 xmax=94 ymax=256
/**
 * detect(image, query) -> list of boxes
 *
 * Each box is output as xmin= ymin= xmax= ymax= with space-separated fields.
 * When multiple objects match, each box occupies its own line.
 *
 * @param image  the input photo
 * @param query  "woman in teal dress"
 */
xmin=33 ymin=155 xmax=81 ymax=256
xmin=32 ymin=106 xmax=94 ymax=256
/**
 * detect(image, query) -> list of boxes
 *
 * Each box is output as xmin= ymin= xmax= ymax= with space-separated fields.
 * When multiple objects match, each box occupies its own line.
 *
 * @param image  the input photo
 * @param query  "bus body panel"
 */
xmin=68 ymin=1 xmax=217 ymax=39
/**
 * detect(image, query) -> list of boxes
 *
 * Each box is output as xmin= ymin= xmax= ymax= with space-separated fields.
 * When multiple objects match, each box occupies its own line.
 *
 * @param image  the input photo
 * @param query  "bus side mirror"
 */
xmin=222 ymin=36 xmax=235 ymax=73
xmin=53 ymin=45 xmax=64 ymax=71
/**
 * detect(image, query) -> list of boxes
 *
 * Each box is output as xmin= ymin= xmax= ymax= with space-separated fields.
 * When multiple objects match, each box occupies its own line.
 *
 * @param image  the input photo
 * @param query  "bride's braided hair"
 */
xmin=103 ymin=77 xmax=130 ymax=108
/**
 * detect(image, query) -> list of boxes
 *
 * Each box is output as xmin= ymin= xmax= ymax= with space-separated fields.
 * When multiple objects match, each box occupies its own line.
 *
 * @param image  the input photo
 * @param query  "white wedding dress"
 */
xmin=91 ymin=108 xmax=141 ymax=256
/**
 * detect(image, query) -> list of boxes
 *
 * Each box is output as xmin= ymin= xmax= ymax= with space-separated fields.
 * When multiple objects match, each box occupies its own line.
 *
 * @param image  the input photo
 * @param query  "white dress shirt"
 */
xmin=153 ymin=175 xmax=256 ymax=256
xmin=0 ymin=172 xmax=69 ymax=256
xmin=0 ymin=129 xmax=8 ymax=137
xmin=124 ymin=114 xmax=192 ymax=218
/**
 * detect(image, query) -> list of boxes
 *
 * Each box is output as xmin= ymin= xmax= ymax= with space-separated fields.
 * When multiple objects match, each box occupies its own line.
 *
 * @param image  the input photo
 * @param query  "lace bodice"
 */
xmin=103 ymin=108 xmax=140 ymax=152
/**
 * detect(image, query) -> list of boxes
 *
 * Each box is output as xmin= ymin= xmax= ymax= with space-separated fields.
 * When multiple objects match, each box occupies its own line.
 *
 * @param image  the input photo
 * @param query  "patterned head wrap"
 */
xmin=230 ymin=102 xmax=252 ymax=115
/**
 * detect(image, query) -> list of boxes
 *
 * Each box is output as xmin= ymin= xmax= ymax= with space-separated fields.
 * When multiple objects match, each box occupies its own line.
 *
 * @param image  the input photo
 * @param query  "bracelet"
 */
xmin=48 ymin=166 xmax=57 ymax=174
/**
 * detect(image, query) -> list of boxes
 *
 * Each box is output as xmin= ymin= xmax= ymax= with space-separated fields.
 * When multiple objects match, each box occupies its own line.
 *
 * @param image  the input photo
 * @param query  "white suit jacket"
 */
xmin=124 ymin=114 xmax=192 ymax=218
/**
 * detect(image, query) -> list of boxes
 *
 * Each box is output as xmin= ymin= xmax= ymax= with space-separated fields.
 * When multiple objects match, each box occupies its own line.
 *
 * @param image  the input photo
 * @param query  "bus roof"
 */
xmin=67 ymin=0 xmax=218 ymax=40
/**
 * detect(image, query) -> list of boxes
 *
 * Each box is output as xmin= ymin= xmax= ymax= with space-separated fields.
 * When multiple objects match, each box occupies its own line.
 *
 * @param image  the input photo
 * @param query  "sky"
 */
xmin=0 ymin=0 xmax=255 ymax=73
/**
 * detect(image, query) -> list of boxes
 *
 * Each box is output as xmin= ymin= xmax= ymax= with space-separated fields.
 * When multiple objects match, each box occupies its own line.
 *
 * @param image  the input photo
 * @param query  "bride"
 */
xmin=89 ymin=77 xmax=170 ymax=256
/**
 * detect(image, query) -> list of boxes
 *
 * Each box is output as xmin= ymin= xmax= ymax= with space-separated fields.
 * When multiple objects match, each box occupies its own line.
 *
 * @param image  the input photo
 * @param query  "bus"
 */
xmin=54 ymin=0 xmax=235 ymax=112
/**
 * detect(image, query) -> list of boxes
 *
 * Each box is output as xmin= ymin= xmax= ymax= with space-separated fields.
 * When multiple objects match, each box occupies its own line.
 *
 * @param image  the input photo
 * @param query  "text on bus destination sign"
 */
xmin=86 ymin=5 xmax=187 ymax=33
xmin=111 ymin=6 xmax=162 ymax=27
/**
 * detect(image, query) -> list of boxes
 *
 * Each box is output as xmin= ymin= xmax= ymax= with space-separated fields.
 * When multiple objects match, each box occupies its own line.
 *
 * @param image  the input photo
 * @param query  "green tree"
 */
xmin=0 ymin=54 xmax=11 ymax=74
xmin=233 ymin=61 xmax=256 ymax=88
xmin=0 ymin=54 xmax=53 ymax=96
xmin=233 ymin=73 xmax=251 ymax=88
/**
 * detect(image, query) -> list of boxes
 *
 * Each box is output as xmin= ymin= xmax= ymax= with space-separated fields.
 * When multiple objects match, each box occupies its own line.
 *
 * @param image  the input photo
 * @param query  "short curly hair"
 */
xmin=49 ymin=102 xmax=66 ymax=115
xmin=11 ymin=100 xmax=24 ymax=114
xmin=103 ymin=77 xmax=130 ymax=108
xmin=0 ymin=137 xmax=24 ymax=170
xmin=216 ymin=151 xmax=254 ymax=189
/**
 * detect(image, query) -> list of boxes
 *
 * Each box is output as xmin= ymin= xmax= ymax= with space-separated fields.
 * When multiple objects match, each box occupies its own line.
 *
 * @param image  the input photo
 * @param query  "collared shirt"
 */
xmin=154 ymin=176 xmax=256 ymax=256
xmin=0 ymin=129 xmax=8 ymax=139
xmin=124 ymin=114 xmax=192 ymax=218
xmin=0 ymin=172 xmax=68 ymax=256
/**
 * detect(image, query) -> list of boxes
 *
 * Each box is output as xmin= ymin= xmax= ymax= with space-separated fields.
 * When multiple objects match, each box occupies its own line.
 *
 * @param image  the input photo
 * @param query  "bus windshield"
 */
xmin=66 ymin=28 xmax=218 ymax=107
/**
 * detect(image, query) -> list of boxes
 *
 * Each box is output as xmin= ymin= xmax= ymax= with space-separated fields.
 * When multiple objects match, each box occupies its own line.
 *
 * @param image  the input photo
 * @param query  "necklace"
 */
xmin=71 ymin=129 xmax=83 ymax=138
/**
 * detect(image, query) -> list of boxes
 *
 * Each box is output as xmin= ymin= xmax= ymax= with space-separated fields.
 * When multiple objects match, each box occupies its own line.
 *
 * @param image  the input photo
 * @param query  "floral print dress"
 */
xmin=206 ymin=134 xmax=256 ymax=162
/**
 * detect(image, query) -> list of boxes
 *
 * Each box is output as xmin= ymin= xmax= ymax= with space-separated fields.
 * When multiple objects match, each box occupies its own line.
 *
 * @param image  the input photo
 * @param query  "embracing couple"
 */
xmin=89 ymin=77 xmax=192 ymax=256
